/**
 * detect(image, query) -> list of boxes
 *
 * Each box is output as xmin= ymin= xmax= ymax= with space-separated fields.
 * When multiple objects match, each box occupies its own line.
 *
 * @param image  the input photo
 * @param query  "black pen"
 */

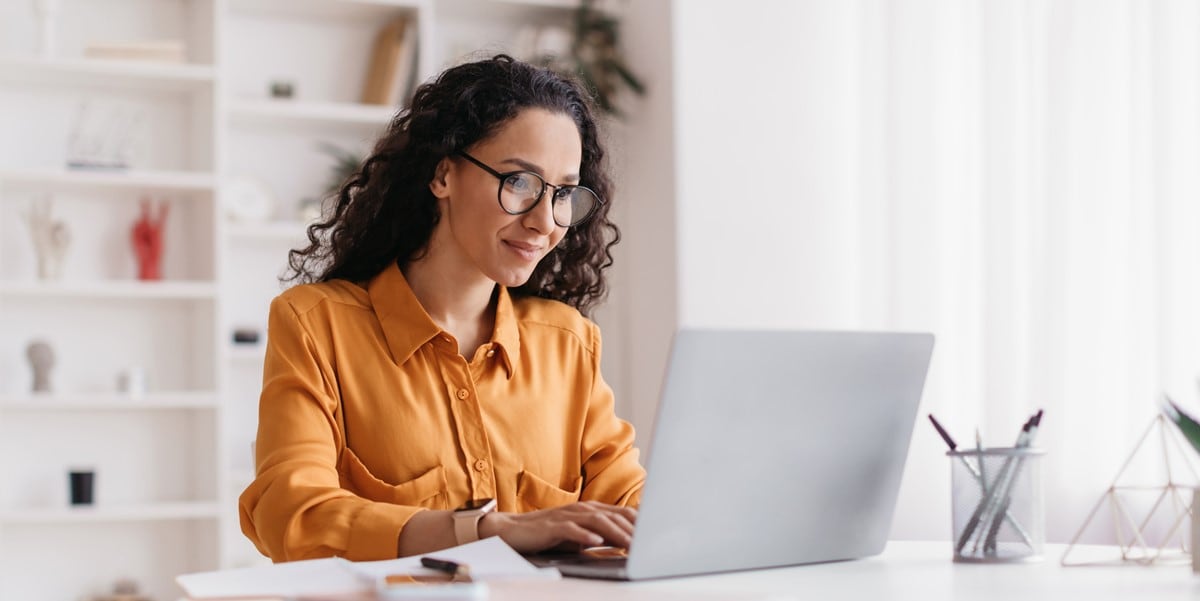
xmin=928 ymin=414 xmax=958 ymax=451
xmin=420 ymin=556 xmax=472 ymax=582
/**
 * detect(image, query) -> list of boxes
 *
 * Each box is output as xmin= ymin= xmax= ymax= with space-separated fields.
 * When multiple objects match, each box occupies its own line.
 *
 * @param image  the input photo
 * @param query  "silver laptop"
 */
xmin=531 ymin=328 xmax=935 ymax=580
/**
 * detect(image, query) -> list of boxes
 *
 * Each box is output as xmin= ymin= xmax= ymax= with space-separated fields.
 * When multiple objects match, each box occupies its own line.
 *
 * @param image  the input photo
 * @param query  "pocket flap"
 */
xmin=516 ymin=470 xmax=582 ymax=511
xmin=338 ymin=448 xmax=448 ymax=509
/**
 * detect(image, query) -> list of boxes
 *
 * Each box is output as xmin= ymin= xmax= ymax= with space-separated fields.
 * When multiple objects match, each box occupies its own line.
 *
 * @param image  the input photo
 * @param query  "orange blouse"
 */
xmin=238 ymin=263 xmax=645 ymax=562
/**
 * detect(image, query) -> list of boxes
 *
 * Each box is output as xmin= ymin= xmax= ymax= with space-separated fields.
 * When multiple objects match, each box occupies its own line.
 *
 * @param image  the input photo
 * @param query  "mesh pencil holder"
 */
xmin=948 ymin=447 xmax=1046 ymax=563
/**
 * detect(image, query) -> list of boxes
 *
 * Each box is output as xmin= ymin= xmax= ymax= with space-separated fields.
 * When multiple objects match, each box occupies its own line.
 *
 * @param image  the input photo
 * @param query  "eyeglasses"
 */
xmin=455 ymin=151 xmax=603 ymax=228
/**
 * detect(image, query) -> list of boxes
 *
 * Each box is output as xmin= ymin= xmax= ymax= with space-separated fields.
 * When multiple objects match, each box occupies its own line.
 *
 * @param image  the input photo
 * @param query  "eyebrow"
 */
xmin=498 ymin=157 xmax=581 ymax=184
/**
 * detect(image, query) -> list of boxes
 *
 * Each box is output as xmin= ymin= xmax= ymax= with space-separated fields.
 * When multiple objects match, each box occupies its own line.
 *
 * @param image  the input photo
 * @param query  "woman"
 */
xmin=239 ymin=55 xmax=645 ymax=562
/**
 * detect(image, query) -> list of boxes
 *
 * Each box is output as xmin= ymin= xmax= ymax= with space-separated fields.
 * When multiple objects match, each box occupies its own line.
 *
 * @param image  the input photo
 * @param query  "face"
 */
xmin=429 ymin=108 xmax=582 ymax=288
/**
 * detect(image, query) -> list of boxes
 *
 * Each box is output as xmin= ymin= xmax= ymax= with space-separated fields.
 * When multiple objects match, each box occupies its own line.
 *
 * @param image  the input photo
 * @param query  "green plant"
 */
xmin=540 ymin=0 xmax=646 ymax=116
xmin=1162 ymin=395 xmax=1200 ymax=456
xmin=316 ymin=142 xmax=363 ymax=198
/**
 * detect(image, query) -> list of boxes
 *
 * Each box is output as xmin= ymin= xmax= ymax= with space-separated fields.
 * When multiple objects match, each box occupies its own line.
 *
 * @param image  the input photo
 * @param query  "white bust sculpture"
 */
xmin=24 ymin=197 xmax=70 ymax=280
xmin=26 ymin=339 xmax=54 ymax=393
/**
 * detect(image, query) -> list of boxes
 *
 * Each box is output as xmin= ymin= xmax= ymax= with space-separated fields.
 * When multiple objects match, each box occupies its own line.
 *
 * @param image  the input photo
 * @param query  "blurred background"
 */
xmin=2 ymin=0 xmax=1200 ymax=599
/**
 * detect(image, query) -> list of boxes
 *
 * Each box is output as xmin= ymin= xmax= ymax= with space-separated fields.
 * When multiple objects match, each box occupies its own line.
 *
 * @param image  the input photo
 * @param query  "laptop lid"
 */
xmin=621 ymin=329 xmax=934 ymax=580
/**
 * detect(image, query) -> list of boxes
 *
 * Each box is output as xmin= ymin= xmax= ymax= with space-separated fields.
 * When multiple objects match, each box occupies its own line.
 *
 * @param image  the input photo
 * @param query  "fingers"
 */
xmin=576 ymin=502 xmax=636 ymax=547
xmin=493 ymin=501 xmax=640 ymax=554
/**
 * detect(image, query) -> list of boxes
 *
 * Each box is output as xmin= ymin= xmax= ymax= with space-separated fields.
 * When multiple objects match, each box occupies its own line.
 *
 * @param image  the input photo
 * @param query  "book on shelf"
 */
xmin=84 ymin=40 xmax=187 ymax=63
xmin=361 ymin=16 xmax=417 ymax=106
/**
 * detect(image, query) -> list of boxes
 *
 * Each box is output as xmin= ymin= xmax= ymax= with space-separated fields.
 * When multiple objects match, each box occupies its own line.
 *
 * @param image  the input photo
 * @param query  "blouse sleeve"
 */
xmin=578 ymin=321 xmax=647 ymax=507
xmin=238 ymin=295 xmax=424 ymax=562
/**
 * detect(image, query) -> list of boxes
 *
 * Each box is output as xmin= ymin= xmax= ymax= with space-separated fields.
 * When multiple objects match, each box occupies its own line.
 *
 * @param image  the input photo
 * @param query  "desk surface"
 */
xmin=487 ymin=541 xmax=1200 ymax=601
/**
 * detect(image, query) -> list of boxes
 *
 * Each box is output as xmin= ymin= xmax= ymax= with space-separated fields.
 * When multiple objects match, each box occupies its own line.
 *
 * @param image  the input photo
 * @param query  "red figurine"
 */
xmin=131 ymin=198 xmax=168 ymax=281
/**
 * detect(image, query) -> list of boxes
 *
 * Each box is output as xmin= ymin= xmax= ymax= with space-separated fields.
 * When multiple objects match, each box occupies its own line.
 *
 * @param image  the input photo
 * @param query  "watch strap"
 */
xmin=454 ymin=511 xmax=485 ymax=545
xmin=452 ymin=499 xmax=496 ymax=545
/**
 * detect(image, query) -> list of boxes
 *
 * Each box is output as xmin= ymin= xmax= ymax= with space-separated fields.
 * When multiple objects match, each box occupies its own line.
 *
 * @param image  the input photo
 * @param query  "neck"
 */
xmin=401 ymin=231 xmax=498 ymax=353
xmin=403 ymin=260 xmax=496 ymax=329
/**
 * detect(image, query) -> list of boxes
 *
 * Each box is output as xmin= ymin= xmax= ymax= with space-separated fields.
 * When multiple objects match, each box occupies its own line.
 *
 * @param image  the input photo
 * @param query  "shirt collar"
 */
xmin=367 ymin=263 xmax=519 ymax=379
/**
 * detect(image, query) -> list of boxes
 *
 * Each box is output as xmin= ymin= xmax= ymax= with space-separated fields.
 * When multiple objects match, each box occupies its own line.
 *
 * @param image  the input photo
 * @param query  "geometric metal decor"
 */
xmin=1061 ymin=414 xmax=1199 ymax=566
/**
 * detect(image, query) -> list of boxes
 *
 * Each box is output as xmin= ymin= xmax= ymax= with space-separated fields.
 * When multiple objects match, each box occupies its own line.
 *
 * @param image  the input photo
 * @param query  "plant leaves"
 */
xmin=1162 ymin=395 xmax=1200 ymax=456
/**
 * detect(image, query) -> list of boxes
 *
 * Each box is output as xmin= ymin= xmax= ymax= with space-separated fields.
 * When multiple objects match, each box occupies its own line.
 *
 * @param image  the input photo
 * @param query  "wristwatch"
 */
xmin=452 ymin=498 xmax=497 ymax=545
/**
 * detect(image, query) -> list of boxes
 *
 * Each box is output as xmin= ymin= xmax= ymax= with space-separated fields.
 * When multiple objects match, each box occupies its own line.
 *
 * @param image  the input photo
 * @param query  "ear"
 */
xmin=429 ymin=157 xmax=452 ymax=198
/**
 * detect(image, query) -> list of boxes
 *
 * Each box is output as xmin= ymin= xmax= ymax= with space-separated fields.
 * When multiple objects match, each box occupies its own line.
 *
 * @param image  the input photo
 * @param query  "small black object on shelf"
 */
xmin=233 ymin=328 xmax=261 ymax=344
xmin=269 ymin=80 xmax=295 ymax=99
xmin=69 ymin=469 xmax=95 ymax=505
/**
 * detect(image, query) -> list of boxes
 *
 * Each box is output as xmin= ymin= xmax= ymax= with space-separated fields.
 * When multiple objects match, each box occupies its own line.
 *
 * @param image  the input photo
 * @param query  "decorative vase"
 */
xmin=32 ymin=0 xmax=61 ymax=59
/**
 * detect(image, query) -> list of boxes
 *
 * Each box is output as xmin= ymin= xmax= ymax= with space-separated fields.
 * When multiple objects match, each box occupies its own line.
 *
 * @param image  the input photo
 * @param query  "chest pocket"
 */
xmin=338 ymin=447 xmax=450 ymax=509
xmin=516 ymin=470 xmax=582 ymax=512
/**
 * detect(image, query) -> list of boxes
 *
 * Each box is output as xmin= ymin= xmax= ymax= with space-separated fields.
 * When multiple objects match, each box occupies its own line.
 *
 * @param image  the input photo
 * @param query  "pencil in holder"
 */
xmin=948 ymin=447 xmax=1045 ymax=563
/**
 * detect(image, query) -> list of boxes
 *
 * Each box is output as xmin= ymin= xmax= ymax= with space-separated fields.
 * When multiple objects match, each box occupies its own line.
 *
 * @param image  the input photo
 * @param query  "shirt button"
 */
xmin=474 ymin=459 xmax=488 ymax=471
xmin=456 ymin=389 xmax=469 ymax=400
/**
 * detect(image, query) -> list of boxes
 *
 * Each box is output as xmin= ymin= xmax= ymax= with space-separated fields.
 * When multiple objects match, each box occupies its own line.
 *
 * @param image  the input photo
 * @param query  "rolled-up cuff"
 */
xmin=344 ymin=503 xmax=425 ymax=561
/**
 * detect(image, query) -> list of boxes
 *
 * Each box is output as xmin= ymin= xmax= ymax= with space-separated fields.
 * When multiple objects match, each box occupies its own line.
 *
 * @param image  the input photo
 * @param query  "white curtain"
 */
xmin=863 ymin=0 xmax=1200 ymax=543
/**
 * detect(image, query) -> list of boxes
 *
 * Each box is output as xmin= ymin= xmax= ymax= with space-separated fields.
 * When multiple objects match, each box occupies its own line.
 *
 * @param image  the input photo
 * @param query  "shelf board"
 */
xmin=228 ymin=98 xmax=397 ymax=128
xmin=0 ymin=392 xmax=219 ymax=411
xmin=229 ymin=0 xmax=422 ymax=21
xmin=489 ymin=0 xmax=580 ymax=8
xmin=0 ymin=56 xmax=215 ymax=92
xmin=0 ymin=501 xmax=222 ymax=524
xmin=226 ymin=220 xmax=311 ymax=241
xmin=0 ymin=166 xmax=216 ymax=193
xmin=0 ymin=280 xmax=218 ymax=300
xmin=227 ymin=345 xmax=267 ymax=362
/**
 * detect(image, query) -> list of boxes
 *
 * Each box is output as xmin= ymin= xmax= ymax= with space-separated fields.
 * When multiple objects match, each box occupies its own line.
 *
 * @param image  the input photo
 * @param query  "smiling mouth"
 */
xmin=503 ymin=240 xmax=544 ymax=261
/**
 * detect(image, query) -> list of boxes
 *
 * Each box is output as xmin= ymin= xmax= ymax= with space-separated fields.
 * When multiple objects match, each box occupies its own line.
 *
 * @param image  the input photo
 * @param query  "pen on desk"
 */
xmin=420 ymin=556 xmax=473 ymax=582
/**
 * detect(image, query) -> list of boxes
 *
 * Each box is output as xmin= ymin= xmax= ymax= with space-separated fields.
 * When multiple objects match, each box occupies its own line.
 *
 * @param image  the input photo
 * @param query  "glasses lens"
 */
xmin=553 ymin=187 xmax=600 ymax=227
xmin=499 ymin=172 xmax=544 ymax=214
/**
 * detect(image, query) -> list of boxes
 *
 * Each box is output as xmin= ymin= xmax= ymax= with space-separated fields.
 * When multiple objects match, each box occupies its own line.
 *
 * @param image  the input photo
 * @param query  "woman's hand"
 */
xmin=477 ymin=501 xmax=637 ymax=554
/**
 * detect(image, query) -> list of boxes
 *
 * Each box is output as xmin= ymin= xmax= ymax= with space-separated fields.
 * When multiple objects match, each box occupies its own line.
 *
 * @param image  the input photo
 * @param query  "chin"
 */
xmin=490 ymin=268 xmax=536 ymax=289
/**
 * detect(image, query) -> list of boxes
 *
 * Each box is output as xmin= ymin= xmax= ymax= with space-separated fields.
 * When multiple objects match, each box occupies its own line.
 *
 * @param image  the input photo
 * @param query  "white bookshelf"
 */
xmin=0 ymin=167 xmax=216 ymax=192
xmin=226 ymin=344 xmax=266 ymax=362
xmin=0 ymin=392 xmax=220 ymax=411
xmin=0 ymin=56 xmax=216 ymax=92
xmin=0 ymin=0 xmax=655 ymax=599
xmin=0 ymin=501 xmax=221 ymax=524
xmin=225 ymin=220 xmax=309 ymax=241
xmin=0 ymin=280 xmax=218 ymax=300
xmin=227 ymin=99 xmax=397 ymax=128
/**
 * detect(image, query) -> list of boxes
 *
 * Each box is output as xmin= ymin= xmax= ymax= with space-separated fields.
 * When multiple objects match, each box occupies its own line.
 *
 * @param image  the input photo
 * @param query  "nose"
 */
xmin=521 ymin=187 xmax=558 ymax=234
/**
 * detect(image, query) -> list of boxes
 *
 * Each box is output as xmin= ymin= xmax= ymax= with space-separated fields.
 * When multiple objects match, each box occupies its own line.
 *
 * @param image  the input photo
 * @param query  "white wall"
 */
xmin=667 ymin=1 xmax=947 ymax=538
xmin=605 ymin=0 xmax=678 ymax=443
xmin=673 ymin=1 xmax=863 ymax=330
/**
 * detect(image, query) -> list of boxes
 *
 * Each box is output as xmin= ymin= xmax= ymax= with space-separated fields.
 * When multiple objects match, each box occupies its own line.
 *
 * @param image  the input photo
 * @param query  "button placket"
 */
xmin=443 ymin=358 xmax=495 ymax=499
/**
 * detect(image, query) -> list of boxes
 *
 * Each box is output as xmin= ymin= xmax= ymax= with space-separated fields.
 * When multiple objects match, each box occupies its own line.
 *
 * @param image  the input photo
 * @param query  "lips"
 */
xmin=503 ymin=239 xmax=545 ymax=261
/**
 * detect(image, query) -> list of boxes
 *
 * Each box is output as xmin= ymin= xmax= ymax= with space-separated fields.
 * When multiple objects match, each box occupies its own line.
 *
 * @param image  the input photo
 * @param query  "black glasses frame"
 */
xmin=455 ymin=151 xmax=603 ymax=227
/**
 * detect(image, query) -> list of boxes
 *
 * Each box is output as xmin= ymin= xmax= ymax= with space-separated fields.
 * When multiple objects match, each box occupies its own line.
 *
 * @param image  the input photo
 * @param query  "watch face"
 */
xmin=459 ymin=498 xmax=494 ymax=511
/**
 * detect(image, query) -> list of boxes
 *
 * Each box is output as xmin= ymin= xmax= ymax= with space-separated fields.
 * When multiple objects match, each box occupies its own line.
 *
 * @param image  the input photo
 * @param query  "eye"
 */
xmin=504 ymin=173 xmax=537 ymax=194
xmin=552 ymin=187 xmax=574 ymax=204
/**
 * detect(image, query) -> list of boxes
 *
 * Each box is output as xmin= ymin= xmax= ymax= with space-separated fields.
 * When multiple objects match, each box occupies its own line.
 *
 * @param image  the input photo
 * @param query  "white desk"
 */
xmin=486 ymin=541 xmax=1200 ymax=601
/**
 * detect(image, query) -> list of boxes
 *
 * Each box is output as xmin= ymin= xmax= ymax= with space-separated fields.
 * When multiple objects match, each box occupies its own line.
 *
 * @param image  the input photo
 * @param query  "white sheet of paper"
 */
xmin=346 ymin=536 xmax=560 ymax=582
xmin=176 ymin=557 xmax=369 ymax=599
xmin=176 ymin=537 xmax=557 ymax=599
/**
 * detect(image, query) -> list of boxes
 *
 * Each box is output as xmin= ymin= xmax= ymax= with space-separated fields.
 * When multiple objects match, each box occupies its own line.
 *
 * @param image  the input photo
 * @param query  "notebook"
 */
xmin=530 ymin=328 xmax=935 ymax=580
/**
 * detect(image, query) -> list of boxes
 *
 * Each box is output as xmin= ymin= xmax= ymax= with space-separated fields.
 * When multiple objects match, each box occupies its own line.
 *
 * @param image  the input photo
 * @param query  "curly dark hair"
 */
xmin=284 ymin=54 xmax=620 ymax=316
